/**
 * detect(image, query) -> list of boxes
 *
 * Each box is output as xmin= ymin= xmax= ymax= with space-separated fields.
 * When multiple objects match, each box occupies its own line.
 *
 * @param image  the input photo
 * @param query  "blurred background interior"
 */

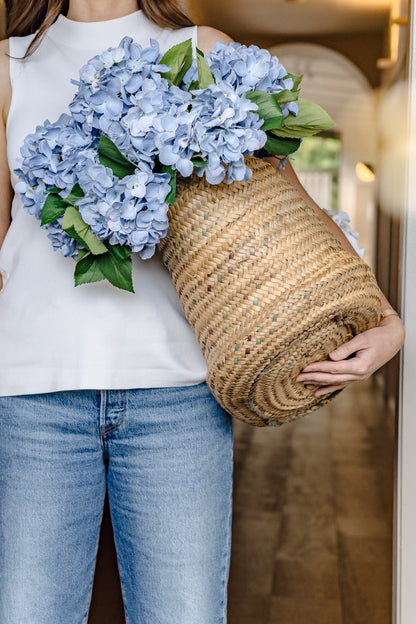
xmin=0 ymin=1 xmax=410 ymax=623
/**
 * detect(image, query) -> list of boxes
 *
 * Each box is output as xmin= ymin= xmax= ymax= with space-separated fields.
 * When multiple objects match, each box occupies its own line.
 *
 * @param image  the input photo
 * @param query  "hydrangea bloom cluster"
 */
xmin=163 ymin=82 xmax=266 ymax=184
xmin=323 ymin=209 xmax=364 ymax=257
xmin=15 ymin=108 xmax=172 ymax=258
xmin=73 ymin=154 xmax=171 ymax=257
xmin=15 ymin=114 xmax=90 ymax=258
xmin=184 ymin=42 xmax=299 ymax=119
xmin=70 ymin=37 xmax=194 ymax=167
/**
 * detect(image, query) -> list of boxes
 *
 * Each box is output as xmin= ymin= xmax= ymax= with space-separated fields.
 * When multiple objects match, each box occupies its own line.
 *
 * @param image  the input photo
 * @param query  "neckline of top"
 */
xmin=47 ymin=10 xmax=146 ymax=47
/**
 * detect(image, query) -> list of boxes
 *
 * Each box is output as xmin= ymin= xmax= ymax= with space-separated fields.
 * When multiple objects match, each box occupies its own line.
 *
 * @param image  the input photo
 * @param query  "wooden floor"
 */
xmin=88 ymin=380 xmax=395 ymax=624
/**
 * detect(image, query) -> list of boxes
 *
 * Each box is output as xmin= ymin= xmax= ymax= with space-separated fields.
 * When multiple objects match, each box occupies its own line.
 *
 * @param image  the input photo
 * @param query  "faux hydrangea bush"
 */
xmin=15 ymin=37 xmax=335 ymax=292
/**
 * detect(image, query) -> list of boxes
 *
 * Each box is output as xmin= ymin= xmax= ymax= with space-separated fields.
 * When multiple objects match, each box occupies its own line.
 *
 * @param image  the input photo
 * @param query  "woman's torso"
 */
xmin=0 ymin=10 xmax=207 ymax=396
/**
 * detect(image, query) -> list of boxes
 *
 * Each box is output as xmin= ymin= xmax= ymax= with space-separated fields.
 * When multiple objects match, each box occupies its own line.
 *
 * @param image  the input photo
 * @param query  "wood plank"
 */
xmin=269 ymin=596 xmax=343 ymax=624
xmin=333 ymin=464 xmax=391 ymax=539
xmin=232 ymin=419 xmax=293 ymax=514
xmin=270 ymin=410 xmax=341 ymax=603
xmin=229 ymin=420 xmax=291 ymax=623
xmin=337 ymin=535 xmax=393 ymax=624
xmin=329 ymin=381 xmax=394 ymax=624
xmin=228 ymin=512 xmax=282 ymax=624
xmin=330 ymin=382 xmax=394 ymax=532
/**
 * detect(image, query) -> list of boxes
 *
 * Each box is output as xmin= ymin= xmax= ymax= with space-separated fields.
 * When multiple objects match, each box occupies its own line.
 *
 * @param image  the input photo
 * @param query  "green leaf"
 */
xmin=160 ymin=39 xmax=194 ymax=86
xmin=196 ymin=48 xmax=215 ymax=88
xmin=98 ymin=134 xmax=136 ymax=178
xmin=41 ymin=193 xmax=67 ymax=226
xmin=74 ymin=251 xmax=134 ymax=292
xmin=274 ymin=99 xmax=335 ymax=138
xmin=62 ymin=205 xmax=108 ymax=255
xmin=104 ymin=241 xmax=132 ymax=262
xmin=265 ymin=133 xmax=302 ymax=156
xmin=246 ymin=90 xmax=283 ymax=132
xmin=191 ymin=155 xmax=207 ymax=168
xmin=161 ymin=164 xmax=177 ymax=205
xmin=188 ymin=80 xmax=199 ymax=91
xmin=64 ymin=183 xmax=84 ymax=206
xmin=97 ymin=253 xmax=134 ymax=293
xmin=285 ymin=73 xmax=304 ymax=90
xmin=74 ymin=250 xmax=134 ymax=291
xmin=275 ymin=89 xmax=299 ymax=105
xmin=47 ymin=186 xmax=63 ymax=194
xmin=77 ymin=247 xmax=90 ymax=262
xmin=74 ymin=253 xmax=106 ymax=286
xmin=41 ymin=183 xmax=86 ymax=225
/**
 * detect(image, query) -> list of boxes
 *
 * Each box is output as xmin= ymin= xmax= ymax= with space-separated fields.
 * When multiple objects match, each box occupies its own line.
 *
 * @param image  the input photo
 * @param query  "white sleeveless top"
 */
xmin=0 ymin=10 xmax=208 ymax=396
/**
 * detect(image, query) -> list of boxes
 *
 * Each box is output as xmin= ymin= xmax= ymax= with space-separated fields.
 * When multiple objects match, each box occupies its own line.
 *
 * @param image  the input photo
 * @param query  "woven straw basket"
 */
xmin=158 ymin=157 xmax=382 ymax=426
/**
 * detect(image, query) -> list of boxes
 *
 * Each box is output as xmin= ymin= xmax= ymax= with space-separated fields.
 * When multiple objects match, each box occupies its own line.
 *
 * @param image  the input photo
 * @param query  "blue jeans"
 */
xmin=0 ymin=383 xmax=233 ymax=624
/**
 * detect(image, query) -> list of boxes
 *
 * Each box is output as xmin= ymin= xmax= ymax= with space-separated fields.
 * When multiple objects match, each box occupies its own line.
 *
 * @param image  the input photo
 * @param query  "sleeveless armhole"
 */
xmin=6 ymin=35 xmax=35 ymax=138
xmin=2 ymin=39 xmax=13 ymax=136
xmin=7 ymin=38 xmax=15 ymax=83
xmin=6 ymin=38 xmax=17 ymax=137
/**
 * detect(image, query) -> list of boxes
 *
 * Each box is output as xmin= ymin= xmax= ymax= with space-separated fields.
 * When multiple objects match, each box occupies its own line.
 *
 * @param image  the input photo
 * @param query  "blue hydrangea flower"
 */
xmin=15 ymin=114 xmax=91 ymax=250
xmin=323 ymin=209 xmax=364 ymax=257
xmin=74 ymin=159 xmax=171 ymax=255
xmin=186 ymin=82 xmax=267 ymax=183
xmin=184 ymin=42 xmax=299 ymax=118
xmin=46 ymin=217 xmax=80 ymax=259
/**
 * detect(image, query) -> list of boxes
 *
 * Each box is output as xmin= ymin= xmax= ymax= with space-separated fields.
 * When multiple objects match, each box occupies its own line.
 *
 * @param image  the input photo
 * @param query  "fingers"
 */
xmin=301 ymin=359 xmax=359 ymax=374
xmin=297 ymin=371 xmax=359 ymax=385
xmin=314 ymin=384 xmax=347 ymax=398
xmin=298 ymin=350 xmax=372 ymax=381
xmin=328 ymin=333 xmax=368 ymax=361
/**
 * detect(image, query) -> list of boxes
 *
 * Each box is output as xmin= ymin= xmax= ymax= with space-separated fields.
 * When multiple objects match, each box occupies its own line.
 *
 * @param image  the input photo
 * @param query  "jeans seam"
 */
xmin=107 ymin=495 xmax=132 ymax=624
xmin=100 ymin=390 xmax=126 ymax=436
xmin=218 ymin=444 xmax=233 ymax=624
xmin=81 ymin=501 xmax=106 ymax=624
xmin=99 ymin=390 xmax=107 ymax=431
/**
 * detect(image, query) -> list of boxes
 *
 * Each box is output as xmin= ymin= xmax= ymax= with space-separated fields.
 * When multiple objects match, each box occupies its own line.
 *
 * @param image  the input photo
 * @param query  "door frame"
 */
xmin=395 ymin=1 xmax=416 ymax=621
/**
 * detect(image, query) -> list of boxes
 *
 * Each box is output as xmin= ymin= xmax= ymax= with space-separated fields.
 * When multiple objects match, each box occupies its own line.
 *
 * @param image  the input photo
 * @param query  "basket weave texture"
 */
xmin=158 ymin=157 xmax=382 ymax=426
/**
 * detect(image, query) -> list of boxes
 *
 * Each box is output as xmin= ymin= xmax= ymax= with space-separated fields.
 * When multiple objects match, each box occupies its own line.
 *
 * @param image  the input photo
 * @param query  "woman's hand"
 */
xmin=296 ymin=314 xmax=405 ymax=397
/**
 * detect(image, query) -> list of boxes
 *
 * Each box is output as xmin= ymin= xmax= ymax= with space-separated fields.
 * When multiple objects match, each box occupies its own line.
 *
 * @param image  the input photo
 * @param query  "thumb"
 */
xmin=329 ymin=333 xmax=367 ymax=361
